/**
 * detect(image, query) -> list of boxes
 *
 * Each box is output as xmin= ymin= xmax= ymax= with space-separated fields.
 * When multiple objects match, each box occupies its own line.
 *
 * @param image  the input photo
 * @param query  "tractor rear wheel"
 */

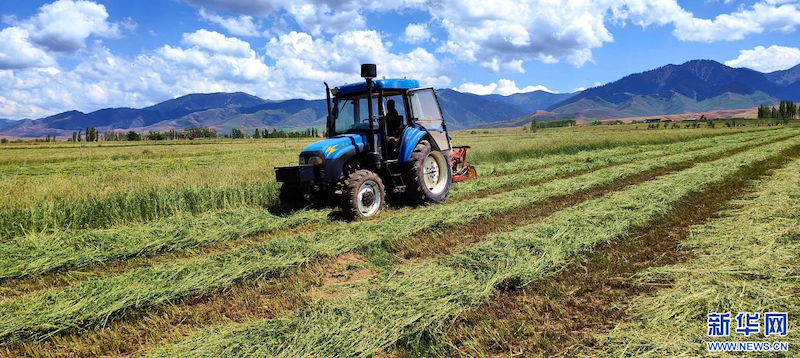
xmin=404 ymin=140 xmax=452 ymax=204
xmin=341 ymin=169 xmax=385 ymax=219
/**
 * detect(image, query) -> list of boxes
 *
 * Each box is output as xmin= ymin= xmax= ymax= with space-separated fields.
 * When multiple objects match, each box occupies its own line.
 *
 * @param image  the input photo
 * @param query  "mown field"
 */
xmin=1 ymin=123 xmax=798 ymax=357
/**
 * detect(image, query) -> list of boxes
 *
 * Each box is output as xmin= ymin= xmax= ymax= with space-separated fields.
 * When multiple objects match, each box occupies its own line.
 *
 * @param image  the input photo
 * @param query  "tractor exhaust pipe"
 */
xmin=324 ymin=82 xmax=332 ymax=137
xmin=361 ymin=64 xmax=380 ymax=165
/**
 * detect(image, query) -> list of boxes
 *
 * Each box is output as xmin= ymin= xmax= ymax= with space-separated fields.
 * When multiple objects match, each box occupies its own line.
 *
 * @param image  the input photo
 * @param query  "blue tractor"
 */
xmin=274 ymin=64 xmax=475 ymax=219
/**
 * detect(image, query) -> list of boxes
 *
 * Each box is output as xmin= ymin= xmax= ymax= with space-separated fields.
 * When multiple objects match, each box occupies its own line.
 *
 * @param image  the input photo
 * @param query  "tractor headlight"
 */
xmin=298 ymin=156 xmax=306 ymax=165
xmin=307 ymin=156 xmax=323 ymax=165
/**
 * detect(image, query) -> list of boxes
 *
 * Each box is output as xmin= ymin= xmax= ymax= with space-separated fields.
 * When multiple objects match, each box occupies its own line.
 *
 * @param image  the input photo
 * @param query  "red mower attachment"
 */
xmin=450 ymin=146 xmax=477 ymax=182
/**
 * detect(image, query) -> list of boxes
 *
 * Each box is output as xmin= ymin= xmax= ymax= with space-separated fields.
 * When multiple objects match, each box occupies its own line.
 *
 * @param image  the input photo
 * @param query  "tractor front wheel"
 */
xmin=405 ymin=140 xmax=452 ymax=204
xmin=341 ymin=169 xmax=385 ymax=219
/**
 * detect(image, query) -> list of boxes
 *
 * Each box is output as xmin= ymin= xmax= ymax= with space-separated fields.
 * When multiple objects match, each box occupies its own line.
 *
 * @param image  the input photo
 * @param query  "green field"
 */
xmin=1 ymin=123 xmax=799 ymax=357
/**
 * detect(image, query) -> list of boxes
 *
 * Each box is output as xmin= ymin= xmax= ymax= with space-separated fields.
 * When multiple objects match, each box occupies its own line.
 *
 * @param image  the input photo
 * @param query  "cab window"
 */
xmin=333 ymin=96 xmax=379 ymax=135
xmin=409 ymin=89 xmax=443 ymax=123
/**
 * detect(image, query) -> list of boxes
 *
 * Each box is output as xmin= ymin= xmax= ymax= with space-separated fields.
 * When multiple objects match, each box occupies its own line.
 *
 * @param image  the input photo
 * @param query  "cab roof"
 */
xmin=335 ymin=79 xmax=420 ymax=96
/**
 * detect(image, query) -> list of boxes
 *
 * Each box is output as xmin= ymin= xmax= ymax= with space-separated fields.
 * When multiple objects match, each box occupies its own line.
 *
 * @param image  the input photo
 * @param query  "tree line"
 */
xmin=758 ymin=100 xmax=798 ymax=120
xmin=249 ymin=127 xmax=320 ymax=139
xmin=529 ymin=119 xmax=576 ymax=131
xmin=73 ymin=126 xmax=319 ymax=141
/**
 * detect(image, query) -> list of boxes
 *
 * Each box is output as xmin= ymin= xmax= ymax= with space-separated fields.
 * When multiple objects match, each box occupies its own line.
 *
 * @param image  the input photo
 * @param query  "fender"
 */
xmin=398 ymin=124 xmax=429 ymax=162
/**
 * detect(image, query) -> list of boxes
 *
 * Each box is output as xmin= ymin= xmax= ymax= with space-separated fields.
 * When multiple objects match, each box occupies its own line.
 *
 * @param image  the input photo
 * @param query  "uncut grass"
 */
xmin=0 ymin=154 xmax=295 ymax=239
xmin=587 ymin=158 xmax=800 ymax=357
xmin=150 ymin=130 xmax=800 ymax=357
xmin=0 ymin=138 xmax=316 ymax=166
xmin=0 ymin=141 xmax=302 ymax=229
xmin=0 ymin=130 xmax=779 ymax=282
xmin=1 ymin=133 xmax=794 ymax=344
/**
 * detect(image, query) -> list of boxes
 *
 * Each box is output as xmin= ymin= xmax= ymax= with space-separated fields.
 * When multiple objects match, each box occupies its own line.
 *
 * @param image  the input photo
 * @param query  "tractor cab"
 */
xmin=328 ymin=79 xmax=451 ymax=163
xmin=275 ymin=64 xmax=475 ymax=219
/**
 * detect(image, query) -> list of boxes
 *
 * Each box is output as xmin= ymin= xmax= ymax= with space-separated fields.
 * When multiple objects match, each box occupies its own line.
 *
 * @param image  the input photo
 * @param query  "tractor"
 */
xmin=274 ymin=64 xmax=476 ymax=219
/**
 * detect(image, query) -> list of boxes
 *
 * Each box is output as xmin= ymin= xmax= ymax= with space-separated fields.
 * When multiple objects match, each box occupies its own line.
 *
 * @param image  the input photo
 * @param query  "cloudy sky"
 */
xmin=1 ymin=0 xmax=800 ymax=120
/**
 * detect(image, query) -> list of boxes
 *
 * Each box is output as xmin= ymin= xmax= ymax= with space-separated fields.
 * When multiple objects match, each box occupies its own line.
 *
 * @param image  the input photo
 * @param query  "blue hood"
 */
xmin=301 ymin=133 xmax=367 ymax=159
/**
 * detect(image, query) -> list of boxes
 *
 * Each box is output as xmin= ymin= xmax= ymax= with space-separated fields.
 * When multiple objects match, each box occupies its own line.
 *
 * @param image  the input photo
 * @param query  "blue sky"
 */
xmin=1 ymin=0 xmax=799 ymax=119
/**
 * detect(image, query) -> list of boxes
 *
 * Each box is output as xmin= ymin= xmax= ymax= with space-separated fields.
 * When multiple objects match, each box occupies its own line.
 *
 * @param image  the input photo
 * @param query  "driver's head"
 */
xmin=387 ymin=99 xmax=395 ymax=110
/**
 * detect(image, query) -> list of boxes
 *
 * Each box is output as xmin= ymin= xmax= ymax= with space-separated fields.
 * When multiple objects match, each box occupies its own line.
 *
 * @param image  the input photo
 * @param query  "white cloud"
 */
xmin=0 ymin=27 xmax=56 ymax=70
xmin=16 ymin=0 xmax=127 ymax=53
xmin=432 ymin=0 xmax=615 ymax=70
xmin=184 ymin=0 xmax=376 ymax=35
xmin=199 ymin=8 xmax=260 ymax=36
xmin=181 ymin=29 xmax=254 ymax=57
xmin=670 ymin=3 xmax=800 ymax=42
xmin=725 ymin=45 xmax=800 ymax=73
xmin=286 ymin=3 xmax=366 ymax=35
xmin=455 ymin=78 xmax=553 ymax=96
xmin=432 ymin=0 xmax=800 ymax=72
xmin=175 ymin=0 xmax=800 ymax=74
xmin=265 ymin=30 xmax=450 ymax=98
xmin=0 ymin=28 xmax=450 ymax=119
xmin=402 ymin=23 xmax=430 ymax=43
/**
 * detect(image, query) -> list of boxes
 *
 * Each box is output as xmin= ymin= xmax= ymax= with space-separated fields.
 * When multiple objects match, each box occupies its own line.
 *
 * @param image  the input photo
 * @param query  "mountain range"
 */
xmin=1 ymin=59 xmax=798 ymax=138
xmin=0 ymin=89 xmax=572 ymax=138
xmin=524 ymin=60 xmax=799 ymax=123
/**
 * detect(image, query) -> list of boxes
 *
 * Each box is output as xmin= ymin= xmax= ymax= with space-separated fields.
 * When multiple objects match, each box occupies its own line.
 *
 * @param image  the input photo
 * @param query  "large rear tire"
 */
xmin=404 ymin=140 xmax=451 ymax=204
xmin=341 ymin=170 xmax=385 ymax=220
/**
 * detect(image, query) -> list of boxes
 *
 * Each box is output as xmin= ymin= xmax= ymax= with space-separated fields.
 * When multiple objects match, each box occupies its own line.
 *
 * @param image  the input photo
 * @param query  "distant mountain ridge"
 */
xmin=766 ymin=64 xmax=800 ymax=86
xmin=530 ymin=60 xmax=799 ymax=122
xmin=0 ymin=119 xmax=18 ymax=130
xmin=0 ymin=89 xmax=573 ymax=138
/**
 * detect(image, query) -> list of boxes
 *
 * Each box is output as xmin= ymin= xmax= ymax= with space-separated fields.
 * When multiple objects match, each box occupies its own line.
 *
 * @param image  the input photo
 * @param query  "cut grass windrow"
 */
xmin=0 ymin=132 xmax=794 ymax=344
xmin=0 ymin=209 xmax=330 ymax=281
xmin=149 ymin=135 xmax=800 ymax=357
xmin=0 ymin=129 xmax=784 ymax=283
xmin=587 ymin=158 xmax=800 ymax=357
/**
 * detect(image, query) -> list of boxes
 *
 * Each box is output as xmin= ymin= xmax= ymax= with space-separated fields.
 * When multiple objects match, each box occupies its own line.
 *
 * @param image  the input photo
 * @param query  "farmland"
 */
xmin=1 ymin=123 xmax=799 ymax=357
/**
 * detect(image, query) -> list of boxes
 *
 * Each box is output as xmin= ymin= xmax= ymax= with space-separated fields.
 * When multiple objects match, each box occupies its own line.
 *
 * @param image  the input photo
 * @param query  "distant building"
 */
xmin=644 ymin=118 xmax=662 ymax=123
xmin=631 ymin=120 xmax=644 ymax=124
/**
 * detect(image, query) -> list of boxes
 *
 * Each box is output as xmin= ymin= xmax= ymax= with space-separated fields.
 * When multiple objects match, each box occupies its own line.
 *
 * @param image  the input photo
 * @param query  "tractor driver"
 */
xmin=385 ymin=99 xmax=402 ymax=138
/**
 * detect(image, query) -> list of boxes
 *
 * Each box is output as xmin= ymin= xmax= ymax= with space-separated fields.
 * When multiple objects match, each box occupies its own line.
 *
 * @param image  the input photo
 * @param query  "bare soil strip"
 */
xmin=4 ymin=136 xmax=784 ymax=358
xmin=431 ymin=142 xmax=800 ymax=357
